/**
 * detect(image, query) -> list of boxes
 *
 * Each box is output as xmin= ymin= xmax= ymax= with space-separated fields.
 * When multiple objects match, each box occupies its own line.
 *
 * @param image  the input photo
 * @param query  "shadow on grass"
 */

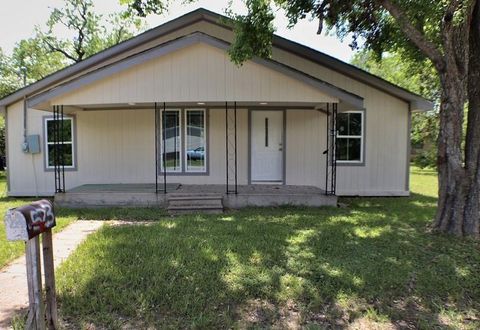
xmin=54 ymin=194 xmax=480 ymax=329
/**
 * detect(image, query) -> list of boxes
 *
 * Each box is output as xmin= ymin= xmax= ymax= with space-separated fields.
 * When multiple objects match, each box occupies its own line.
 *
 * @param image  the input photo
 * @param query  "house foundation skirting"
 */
xmin=54 ymin=184 xmax=337 ymax=208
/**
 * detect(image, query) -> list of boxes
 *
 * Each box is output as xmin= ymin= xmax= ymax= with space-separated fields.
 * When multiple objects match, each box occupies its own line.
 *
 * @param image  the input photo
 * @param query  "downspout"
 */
xmin=23 ymin=96 xmax=28 ymax=149
xmin=21 ymin=65 xmax=29 ymax=150
xmin=21 ymin=66 xmax=28 ymax=150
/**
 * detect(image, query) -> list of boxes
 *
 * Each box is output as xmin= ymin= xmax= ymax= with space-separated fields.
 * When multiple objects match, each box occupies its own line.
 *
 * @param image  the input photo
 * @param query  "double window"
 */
xmin=336 ymin=111 xmax=364 ymax=163
xmin=44 ymin=117 xmax=75 ymax=169
xmin=160 ymin=109 xmax=207 ymax=173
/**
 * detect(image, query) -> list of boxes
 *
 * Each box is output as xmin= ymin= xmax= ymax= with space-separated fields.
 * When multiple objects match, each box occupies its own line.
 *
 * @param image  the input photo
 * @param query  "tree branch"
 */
xmin=379 ymin=0 xmax=446 ymax=71
xmin=73 ymin=2 xmax=89 ymax=61
xmin=43 ymin=38 xmax=78 ymax=62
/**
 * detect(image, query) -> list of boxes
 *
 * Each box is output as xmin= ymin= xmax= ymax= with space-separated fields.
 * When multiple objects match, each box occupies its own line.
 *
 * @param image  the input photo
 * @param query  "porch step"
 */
xmin=167 ymin=194 xmax=224 ymax=215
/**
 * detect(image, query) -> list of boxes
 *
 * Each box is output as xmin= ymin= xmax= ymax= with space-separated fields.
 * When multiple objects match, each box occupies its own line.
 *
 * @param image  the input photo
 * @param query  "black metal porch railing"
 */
xmin=325 ymin=103 xmax=338 ymax=195
xmin=53 ymin=105 xmax=66 ymax=193
xmin=155 ymin=102 xmax=167 ymax=194
xmin=225 ymin=101 xmax=238 ymax=194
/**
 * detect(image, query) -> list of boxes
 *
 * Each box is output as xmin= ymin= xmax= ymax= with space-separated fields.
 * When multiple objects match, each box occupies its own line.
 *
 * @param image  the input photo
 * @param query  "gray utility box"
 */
xmin=24 ymin=135 xmax=41 ymax=154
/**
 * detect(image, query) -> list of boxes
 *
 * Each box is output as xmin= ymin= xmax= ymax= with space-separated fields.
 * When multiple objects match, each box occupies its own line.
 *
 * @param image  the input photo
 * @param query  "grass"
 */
xmin=51 ymin=166 xmax=480 ymax=329
xmin=0 ymin=172 xmax=77 ymax=268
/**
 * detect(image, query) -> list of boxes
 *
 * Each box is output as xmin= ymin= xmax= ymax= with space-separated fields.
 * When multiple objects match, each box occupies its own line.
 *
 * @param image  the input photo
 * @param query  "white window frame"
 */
xmin=336 ymin=110 xmax=364 ymax=164
xmin=184 ymin=108 xmax=207 ymax=173
xmin=44 ymin=117 xmax=75 ymax=170
xmin=160 ymin=108 xmax=182 ymax=173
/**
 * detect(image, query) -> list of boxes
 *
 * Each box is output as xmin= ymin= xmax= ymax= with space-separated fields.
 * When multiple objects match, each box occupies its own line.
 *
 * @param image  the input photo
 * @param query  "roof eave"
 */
xmin=411 ymin=99 xmax=435 ymax=112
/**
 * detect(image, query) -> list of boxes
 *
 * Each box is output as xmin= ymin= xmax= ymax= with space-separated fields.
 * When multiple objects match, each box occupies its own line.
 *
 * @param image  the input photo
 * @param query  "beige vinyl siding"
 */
xmin=267 ymin=48 xmax=409 ymax=195
xmin=285 ymin=110 xmax=327 ymax=188
xmin=51 ymin=44 xmax=337 ymax=106
xmin=7 ymin=102 xmax=52 ymax=196
xmin=7 ymin=104 xmax=158 ymax=195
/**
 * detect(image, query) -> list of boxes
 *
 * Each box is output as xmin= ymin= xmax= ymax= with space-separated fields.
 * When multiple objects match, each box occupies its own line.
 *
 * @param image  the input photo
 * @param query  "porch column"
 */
xmin=154 ymin=102 xmax=167 ymax=194
xmin=53 ymin=105 xmax=65 ymax=193
xmin=225 ymin=101 xmax=238 ymax=194
xmin=325 ymin=102 xmax=338 ymax=195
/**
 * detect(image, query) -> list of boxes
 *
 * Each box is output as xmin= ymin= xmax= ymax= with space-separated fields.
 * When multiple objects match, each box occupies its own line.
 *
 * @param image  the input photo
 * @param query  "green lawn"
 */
xmin=51 ymin=167 xmax=480 ymax=329
xmin=0 ymin=172 xmax=76 ymax=268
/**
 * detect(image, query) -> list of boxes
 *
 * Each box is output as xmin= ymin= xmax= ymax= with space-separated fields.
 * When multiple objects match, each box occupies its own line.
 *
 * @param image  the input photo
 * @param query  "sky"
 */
xmin=0 ymin=0 xmax=356 ymax=63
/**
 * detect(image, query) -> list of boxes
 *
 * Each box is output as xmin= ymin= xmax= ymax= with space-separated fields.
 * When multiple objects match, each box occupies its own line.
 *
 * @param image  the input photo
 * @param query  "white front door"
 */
xmin=251 ymin=111 xmax=284 ymax=182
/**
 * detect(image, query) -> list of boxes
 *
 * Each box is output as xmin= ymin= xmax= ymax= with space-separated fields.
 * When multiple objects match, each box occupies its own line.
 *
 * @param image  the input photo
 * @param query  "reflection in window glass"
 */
xmin=336 ymin=137 xmax=362 ymax=161
xmin=161 ymin=110 xmax=181 ymax=172
xmin=336 ymin=112 xmax=363 ymax=162
xmin=185 ymin=110 xmax=206 ymax=172
xmin=47 ymin=119 xmax=72 ymax=143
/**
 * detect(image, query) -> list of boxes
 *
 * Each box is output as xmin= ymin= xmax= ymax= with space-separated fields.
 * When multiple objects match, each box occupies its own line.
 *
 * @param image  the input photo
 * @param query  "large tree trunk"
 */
xmin=434 ymin=0 xmax=480 ymax=237
xmin=434 ymin=73 xmax=468 ymax=235
xmin=463 ymin=0 xmax=480 ymax=237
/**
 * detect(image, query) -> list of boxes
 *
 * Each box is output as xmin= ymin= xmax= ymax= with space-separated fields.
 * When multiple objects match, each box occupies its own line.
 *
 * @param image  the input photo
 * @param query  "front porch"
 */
xmin=54 ymin=183 xmax=338 ymax=208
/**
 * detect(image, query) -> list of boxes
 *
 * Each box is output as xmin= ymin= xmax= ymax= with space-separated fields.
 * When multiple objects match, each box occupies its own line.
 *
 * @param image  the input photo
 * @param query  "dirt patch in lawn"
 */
xmin=235 ymin=299 xmax=301 ymax=329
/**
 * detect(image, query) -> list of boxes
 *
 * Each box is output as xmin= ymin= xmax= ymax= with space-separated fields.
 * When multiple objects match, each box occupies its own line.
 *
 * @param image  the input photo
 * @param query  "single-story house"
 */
xmin=0 ymin=9 xmax=433 ymax=210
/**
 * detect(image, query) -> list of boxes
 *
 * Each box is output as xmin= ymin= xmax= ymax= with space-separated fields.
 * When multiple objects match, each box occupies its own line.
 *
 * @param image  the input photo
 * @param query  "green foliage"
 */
xmin=37 ymin=0 xmax=146 ymax=63
xmin=120 ymin=0 xmax=170 ymax=17
xmin=227 ymin=0 xmax=276 ymax=65
xmin=11 ymin=38 xmax=67 ymax=83
xmin=0 ymin=49 xmax=22 ymax=98
xmin=351 ymin=50 xmax=439 ymax=100
xmin=220 ymin=0 xmax=450 ymax=65
xmin=49 ymin=168 xmax=480 ymax=329
xmin=411 ymin=112 xmax=439 ymax=168
xmin=39 ymin=0 xmax=104 ymax=62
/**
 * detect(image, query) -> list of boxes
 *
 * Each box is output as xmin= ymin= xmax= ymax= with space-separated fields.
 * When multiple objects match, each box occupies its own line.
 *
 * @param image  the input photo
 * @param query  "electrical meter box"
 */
xmin=24 ymin=135 xmax=41 ymax=154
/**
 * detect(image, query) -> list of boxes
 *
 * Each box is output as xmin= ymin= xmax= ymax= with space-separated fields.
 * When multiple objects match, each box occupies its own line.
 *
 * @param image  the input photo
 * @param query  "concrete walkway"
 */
xmin=0 ymin=220 xmax=104 ymax=328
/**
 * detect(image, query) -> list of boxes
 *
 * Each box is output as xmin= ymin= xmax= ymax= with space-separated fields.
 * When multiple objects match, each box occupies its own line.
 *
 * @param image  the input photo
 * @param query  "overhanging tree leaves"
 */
xmin=128 ymin=0 xmax=479 ymax=237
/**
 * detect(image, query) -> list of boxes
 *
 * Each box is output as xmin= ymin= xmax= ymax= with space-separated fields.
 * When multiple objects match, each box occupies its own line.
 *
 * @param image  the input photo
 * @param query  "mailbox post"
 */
xmin=4 ymin=200 xmax=58 ymax=330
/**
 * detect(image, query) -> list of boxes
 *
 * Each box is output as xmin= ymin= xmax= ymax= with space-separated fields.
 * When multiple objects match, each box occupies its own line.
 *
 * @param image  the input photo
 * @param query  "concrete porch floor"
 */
xmin=55 ymin=183 xmax=338 ymax=208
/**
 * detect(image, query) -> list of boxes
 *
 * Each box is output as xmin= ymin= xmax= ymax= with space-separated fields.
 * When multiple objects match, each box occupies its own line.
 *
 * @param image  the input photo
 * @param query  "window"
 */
xmin=44 ymin=117 xmax=75 ymax=169
xmin=336 ymin=111 xmax=364 ymax=163
xmin=159 ymin=109 xmax=207 ymax=174
xmin=160 ymin=109 xmax=182 ymax=172
xmin=185 ymin=109 xmax=207 ymax=173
